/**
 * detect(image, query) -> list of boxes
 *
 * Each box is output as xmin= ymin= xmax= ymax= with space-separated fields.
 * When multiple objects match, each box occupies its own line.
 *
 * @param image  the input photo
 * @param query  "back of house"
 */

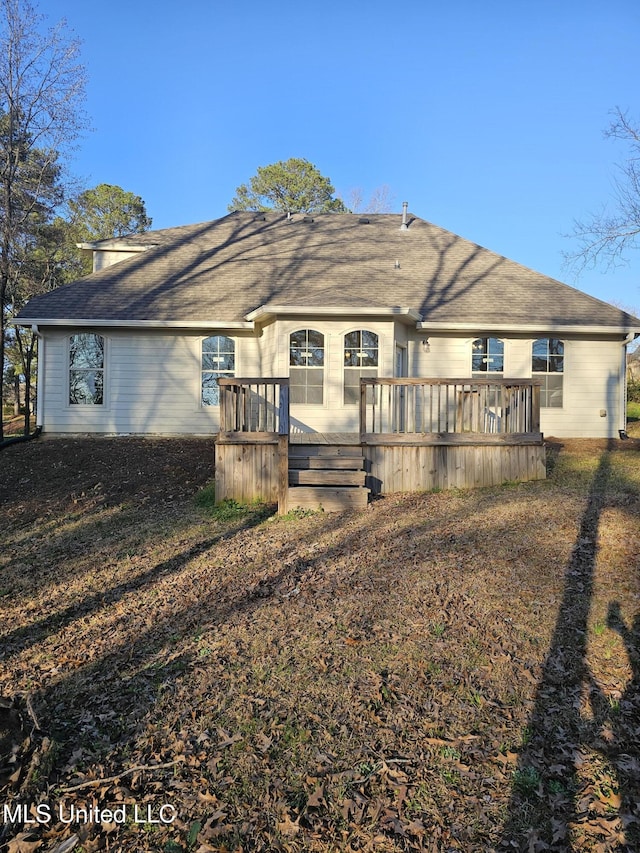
xmin=16 ymin=209 xmax=640 ymax=440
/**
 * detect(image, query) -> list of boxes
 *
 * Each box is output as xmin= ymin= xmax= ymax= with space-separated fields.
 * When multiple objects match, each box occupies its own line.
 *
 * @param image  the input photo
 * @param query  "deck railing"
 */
xmin=216 ymin=378 xmax=290 ymax=514
xmin=217 ymin=378 xmax=290 ymax=438
xmin=360 ymin=378 xmax=541 ymax=443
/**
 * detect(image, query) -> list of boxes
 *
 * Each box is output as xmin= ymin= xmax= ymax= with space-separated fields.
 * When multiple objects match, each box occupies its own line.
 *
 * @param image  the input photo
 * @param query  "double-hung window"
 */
xmin=532 ymin=338 xmax=564 ymax=407
xmin=344 ymin=330 xmax=379 ymax=404
xmin=202 ymin=335 xmax=235 ymax=406
xmin=69 ymin=333 xmax=104 ymax=405
xmin=472 ymin=337 xmax=504 ymax=377
xmin=290 ymin=330 xmax=324 ymax=404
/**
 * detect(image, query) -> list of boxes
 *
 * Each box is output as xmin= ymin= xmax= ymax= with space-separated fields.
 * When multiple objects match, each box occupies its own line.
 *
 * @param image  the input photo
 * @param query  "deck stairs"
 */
xmin=287 ymin=444 xmax=369 ymax=511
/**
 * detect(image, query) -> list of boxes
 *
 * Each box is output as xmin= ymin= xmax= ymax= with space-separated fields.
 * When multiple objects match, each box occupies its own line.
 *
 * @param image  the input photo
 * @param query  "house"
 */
xmin=16 ymin=208 xmax=640 ymax=442
xmin=17 ymin=205 xmax=640 ymax=506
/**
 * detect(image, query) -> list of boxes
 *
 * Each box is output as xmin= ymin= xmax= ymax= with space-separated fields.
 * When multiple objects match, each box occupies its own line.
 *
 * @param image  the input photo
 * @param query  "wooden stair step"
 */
xmin=288 ymin=445 xmax=363 ymax=458
xmin=287 ymin=486 xmax=369 ymax=512
xmin=289 ymin=456 xmax=364 ymax=470
xmin=289 ymin=470 xmax=366 ymax=486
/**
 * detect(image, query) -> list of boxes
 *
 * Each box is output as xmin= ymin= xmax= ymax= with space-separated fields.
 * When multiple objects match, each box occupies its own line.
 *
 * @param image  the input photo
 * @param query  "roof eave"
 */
xmin=76 ymin=241 xmax=155 ymax=252
xmin=417 ymin=321 xmax=640 ymax=336
xmin=247 ymin=304 xmax=423 ymax=324
xmin=13 ymin=318 xmax=255 ymax=330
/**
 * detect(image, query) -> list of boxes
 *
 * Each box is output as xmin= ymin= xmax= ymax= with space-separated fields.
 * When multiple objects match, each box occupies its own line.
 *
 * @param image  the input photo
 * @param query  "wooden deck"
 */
xmin=214 ymin=378 xmax=546 ymax=512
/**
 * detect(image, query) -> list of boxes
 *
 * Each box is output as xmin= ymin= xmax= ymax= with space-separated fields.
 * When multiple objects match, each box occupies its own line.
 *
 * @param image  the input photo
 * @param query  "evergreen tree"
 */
xmin=229 ymin=158 xmax=347 ymax=214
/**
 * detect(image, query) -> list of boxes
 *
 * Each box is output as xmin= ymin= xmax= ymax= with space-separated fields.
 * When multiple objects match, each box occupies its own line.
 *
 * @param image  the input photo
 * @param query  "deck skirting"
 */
xmin=214 ymin=434 xmax=547 ymax=507
xmin=215 ymin=441 xmax=280 ymax=504
xmin=362 ymin=441 xmax=546 ymax=495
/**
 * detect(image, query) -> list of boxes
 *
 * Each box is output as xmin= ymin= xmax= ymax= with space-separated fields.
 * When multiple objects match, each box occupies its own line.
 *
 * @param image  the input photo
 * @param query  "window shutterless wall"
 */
xmin=271 ymin=318 xmax=393 ymax=408
xmin=67 ymin=332 xmax=107 ymax=407
xmin=34 ymin=328 xmax=626 ymax=439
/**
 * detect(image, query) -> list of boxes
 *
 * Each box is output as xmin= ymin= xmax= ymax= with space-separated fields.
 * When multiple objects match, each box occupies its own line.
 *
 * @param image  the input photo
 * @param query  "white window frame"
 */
xmin=289 ymin=329 xmax=325 ymax=406
xmin=201 ymin=335 xmax=236 ymax=407
xmin=68 ymin=332 xmax=106 ymax=406
xmin=471 ymin=336 xmax=505 ymax=377
xmin=343 ymin=329 xmax=379 ymax=405
xmin=532 ymin=337 xmax=564 ymax=408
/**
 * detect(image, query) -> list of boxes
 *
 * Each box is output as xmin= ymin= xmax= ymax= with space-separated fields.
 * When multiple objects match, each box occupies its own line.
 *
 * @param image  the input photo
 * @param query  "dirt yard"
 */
xmin=1 ymin=434 xmax=639 ymax=852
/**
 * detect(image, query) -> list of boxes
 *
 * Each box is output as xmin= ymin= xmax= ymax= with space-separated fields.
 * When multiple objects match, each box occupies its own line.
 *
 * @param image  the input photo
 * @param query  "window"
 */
xmin=532 ymin=338 xmax=564 ymax=407
xmin=472 ymin=337 xmax=504 ymax=376
xmin=69 ymin=333 xmax=104 ymax=405
xmin=344 ymin=329 xmax=378 ymax=404
xmin=202 ymin=335 xmax=235 ymax=406
xmin=290 ymin=330 xmax=324 ymax=404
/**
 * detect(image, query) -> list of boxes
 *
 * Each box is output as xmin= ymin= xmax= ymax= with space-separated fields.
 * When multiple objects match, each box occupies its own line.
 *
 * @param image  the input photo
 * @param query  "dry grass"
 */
xmin=1 ymin=431 xmax=640 ymax=852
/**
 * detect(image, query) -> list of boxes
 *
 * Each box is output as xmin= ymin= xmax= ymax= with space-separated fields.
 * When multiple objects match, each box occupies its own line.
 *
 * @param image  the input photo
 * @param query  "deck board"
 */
xmin=289 ymin=432 xmax=361 ymax=445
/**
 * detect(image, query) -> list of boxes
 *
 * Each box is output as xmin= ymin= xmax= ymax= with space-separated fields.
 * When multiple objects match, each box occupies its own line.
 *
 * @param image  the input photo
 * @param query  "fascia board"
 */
xmin=76 ymin=242 xmax=155 ymax=252
xmin=417 ymin=321 xmax=640 ymax=336
xmin=247 ymin=305 xmax=423 ymax=324
xmin=13 ymin=318 xmax=255 ymax=330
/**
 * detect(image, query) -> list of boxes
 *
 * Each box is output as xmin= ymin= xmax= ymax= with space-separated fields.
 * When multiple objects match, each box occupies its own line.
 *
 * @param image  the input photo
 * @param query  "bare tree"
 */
xmin=341 ymin=184 xmax=395 ymax=214
xmin=565 ymin=108 xmax=640 ymax=274
xmin=0 ymin=0 xmax=87 ymax=441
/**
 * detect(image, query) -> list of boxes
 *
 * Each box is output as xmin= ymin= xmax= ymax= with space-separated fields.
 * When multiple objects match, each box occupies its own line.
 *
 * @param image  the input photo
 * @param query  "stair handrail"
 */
xmin=217 ymin=377 xmax=290 ymax=436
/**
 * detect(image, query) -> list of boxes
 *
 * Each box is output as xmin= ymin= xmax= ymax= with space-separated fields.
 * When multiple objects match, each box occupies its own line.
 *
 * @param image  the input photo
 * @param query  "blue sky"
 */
xmin=44 ymin=0 xmax=640 ymax=314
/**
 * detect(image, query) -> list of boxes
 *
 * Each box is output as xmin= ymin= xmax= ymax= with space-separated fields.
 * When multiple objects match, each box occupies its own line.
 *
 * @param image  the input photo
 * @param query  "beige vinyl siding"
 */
xmin=92 ymin=249 xmax=144 ymax=272
xmin=256 ymin=320 xmax=279 ymax=377
xmin=272 ymin=318 xmax=396 ymax=434
xmin=40 ymin=331 xmax=235 ymax=434
xmin=407 ymin=333 xmax=625 ymax=439
xmin=410 ymin=335 xmax=476 ymax=378
xmin=540 ymin=338 xmax=622 ymax=438
xmin=37 ymin=328 xmax=627 ymax=439
xmin=498 ymin=336 xmax=622 ymax=438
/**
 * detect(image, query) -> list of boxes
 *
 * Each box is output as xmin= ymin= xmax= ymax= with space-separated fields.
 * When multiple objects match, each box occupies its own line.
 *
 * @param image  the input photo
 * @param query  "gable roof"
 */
xmin=17 ymin=211 xmax=640 ymax=334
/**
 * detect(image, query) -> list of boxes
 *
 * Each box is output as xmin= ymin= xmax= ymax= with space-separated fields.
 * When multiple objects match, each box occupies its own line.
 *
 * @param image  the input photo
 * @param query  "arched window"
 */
xmin=472 ymin=337 xmax=504 ymax=376
xmin=202 ymin=335 xmax=235 ymax=406
xmin=344 ymin=329 xmax=378 ymax=404
xmin=290 ymin=330 xmax=324 ymax=404
xmin=69 ymin=333 xmax=104 ymax=405
xmin=532 ymin=338 xmax=564 ymax=407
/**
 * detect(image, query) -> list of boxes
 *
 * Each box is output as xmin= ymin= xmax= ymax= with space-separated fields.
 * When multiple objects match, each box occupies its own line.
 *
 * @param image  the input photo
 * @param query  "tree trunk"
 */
xmin=13 ymin=372 xmax=20 ymax=416
xmin=0 ymin=269 xmax=7 ymax=443
xmin=23 ymin=339 xmax=33 ymax=436
xmin=16 ymin=327 xmax=35 ymax=436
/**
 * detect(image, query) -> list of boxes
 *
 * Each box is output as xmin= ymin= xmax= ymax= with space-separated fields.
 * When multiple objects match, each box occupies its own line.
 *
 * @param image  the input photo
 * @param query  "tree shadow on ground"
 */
xmin=500 ymin=447 xmax=640 ymax=850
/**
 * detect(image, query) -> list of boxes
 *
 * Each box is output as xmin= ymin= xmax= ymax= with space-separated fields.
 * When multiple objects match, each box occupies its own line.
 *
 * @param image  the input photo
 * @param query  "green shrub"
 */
xmin=628 ymin=375 xmax=640 ymax=404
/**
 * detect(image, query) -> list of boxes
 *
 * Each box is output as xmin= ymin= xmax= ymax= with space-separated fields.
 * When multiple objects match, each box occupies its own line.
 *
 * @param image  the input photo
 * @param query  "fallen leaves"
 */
xmin=1 ymin=438 xmax=639 ymax=851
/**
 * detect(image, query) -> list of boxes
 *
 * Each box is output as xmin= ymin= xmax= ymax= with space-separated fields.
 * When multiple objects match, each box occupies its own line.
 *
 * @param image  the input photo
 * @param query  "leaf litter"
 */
xmin=0 ymin=434 xmax=639 ymax=851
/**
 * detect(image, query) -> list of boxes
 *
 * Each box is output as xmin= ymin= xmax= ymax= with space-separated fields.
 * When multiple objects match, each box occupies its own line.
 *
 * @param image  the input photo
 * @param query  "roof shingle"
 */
xmin=18 ymin=211 xmax=640 ymax=331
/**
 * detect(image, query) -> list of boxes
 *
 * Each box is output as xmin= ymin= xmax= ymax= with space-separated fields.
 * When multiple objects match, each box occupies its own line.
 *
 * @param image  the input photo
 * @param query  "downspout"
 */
xmin=619 ymin=332 xmax=636 ymax=439
xmin=33 ymin=324 xmax=43 ymax=430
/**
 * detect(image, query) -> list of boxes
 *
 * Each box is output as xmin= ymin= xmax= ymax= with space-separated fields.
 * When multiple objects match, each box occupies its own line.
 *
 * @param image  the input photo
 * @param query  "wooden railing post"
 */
xmin=278 ymin=382 xmax=289 ymax=437
xmin=277 ymin=382 xmax=289 ymax=515
xmin=359 ymin=380 xmax=368 ymax=442
xmin=532 ymin=383 xmax=541 ymax=433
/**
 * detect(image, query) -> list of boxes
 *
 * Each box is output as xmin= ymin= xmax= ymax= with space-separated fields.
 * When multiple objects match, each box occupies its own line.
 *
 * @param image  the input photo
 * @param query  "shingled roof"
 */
xmin=17 ymin=211 xmax=640 ymax=333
